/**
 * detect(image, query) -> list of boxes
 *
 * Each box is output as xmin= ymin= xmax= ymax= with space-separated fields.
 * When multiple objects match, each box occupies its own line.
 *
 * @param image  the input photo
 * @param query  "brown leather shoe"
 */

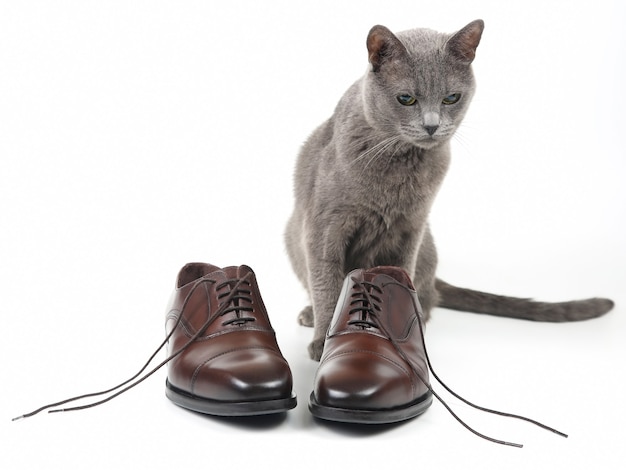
xmin=309 ymin=266 xmax=432 ymax=424
xmin=12 ymin=262 xmax=568 ymax=447
xmin=165 ymin=263 xmax=296 ymax=416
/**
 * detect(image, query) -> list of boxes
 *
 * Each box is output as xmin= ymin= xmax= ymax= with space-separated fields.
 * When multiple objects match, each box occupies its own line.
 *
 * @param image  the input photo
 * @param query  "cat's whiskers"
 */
xmin=348 ymin=136 xmax=400 ymax=169
xmin=385 ymin=139 xmax=406 ymax=167
xmin=363 ymin=137 xmax=401 ymax=169
xmin=451 ymin=125 xmax=475 ymax=157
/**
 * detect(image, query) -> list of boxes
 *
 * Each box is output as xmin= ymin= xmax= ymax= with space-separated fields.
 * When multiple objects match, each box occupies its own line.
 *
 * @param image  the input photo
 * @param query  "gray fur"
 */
xmin=285 ymin=20 xmax=614 ymax=361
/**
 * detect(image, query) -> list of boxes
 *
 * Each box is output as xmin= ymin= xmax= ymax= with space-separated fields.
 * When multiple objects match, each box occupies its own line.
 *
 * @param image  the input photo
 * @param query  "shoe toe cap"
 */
xmin=192 ymin=348 xmax=293 ymax=402
xmin=314 ymin=352 xmax=415 ymax=410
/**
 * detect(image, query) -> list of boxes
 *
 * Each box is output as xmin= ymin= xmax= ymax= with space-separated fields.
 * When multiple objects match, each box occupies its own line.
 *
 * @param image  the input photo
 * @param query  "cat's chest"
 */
xmin=350 ymin=154 xmax=443 ymax=211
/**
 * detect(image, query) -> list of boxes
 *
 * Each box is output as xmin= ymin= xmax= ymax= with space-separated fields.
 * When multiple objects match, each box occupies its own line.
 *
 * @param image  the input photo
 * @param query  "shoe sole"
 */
xmin=309 ymin=390 xmax=432 ymax=424
xmin=165 ymin=380 xmax=297 ymax=416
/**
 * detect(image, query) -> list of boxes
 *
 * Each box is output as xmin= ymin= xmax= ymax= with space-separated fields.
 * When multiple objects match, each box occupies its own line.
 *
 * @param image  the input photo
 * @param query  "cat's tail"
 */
xmin=435 ymin=278 xmax=614 ymax=322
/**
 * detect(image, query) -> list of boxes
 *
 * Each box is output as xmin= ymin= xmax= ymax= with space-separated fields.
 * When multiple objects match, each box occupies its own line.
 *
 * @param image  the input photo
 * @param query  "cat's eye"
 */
xmin=442 ymin=93 xmax=461 ymax=105
xmin=397 ymin=94 xmax=417 ymax=106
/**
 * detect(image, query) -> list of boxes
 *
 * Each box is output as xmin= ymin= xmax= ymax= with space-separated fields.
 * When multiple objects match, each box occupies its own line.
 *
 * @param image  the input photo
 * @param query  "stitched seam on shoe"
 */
xmin=190 ymin=346 xmax=288 ymax=394
xmin=393 ymin=316 xmax=418 ymax=342
xmin=388 ymin=319 xmax=429 ymax=381
xmin=196 ymin=327 xmax=275 ymax=340
xmin=329 ymin=329 xmax=387 ymax=340
xmin=172 ymin=315 xmax=274 ymax=340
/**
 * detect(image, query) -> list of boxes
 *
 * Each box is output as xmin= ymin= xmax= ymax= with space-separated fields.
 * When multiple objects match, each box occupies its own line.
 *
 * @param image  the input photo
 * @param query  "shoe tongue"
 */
xmin=178 ymin=262 xmax=222 ymax=287
xmin=207 ymin=270 xmax=228 ymax=282
xmin=363 ymin=266 xmax=413 ymax=288
xmin=222 ymin=265 xmax=253 ymax=279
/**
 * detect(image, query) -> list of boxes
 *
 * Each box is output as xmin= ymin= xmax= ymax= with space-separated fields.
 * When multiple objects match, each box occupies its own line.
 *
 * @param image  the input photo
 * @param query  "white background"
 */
xmin=2 ymin=1 xmax=624 ymax=469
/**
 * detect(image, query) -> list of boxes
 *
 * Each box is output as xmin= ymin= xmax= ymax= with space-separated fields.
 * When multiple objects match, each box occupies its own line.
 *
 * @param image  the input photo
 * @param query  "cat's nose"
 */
xmin=423 ymin=112 xmax=440 ymax=136
xmin=424 ymin=125 xmax=439 ymax=136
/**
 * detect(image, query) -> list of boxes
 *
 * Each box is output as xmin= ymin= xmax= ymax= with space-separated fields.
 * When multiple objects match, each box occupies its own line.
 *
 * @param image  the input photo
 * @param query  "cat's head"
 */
xmin=362 ymin=20 xmax=484 ymax=149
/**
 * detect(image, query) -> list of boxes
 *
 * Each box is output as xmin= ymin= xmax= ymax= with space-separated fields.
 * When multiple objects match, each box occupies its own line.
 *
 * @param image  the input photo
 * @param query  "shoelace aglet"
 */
xmin=495 ymin=427 xmax=567 ymax=447
xmin=11 ymin=415 xmax=24 ymax=422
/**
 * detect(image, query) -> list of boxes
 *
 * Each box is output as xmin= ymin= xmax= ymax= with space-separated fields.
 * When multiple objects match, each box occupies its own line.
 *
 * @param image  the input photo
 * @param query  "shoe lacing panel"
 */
xmin=216 ymin=279 xmax=256 ymax=326
xmin=13 ymin=272 xmax=254 ymax=420
xmin=347 ymin=281 xmax=383 ymax=330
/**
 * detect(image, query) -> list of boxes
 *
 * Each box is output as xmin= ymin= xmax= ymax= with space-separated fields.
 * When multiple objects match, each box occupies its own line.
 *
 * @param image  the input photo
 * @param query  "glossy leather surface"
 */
xmin=165 ymin=263 xmax=295 ymax=410
xmin=312 ymin=266 xmax=431 ymax=414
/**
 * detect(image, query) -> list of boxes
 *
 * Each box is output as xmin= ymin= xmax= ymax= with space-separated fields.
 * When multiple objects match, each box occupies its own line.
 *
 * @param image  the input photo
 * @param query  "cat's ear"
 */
xmin=446 ymin=19 xmax=484 ymax=64
xmin=367 ymin=25 xmax=408 ymax=73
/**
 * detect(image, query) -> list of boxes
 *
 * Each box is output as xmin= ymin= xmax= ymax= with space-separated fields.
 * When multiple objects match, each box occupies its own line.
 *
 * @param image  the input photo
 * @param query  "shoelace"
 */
xmin=349 ymin=277 xmax=568 ymax=448
xmin=217 ymin=279 xmax=256 ymax=326
xmin=348 ymin=281 xmax=383 ymax=329
xmin=12 ymin=272 xmax=254 ymax=421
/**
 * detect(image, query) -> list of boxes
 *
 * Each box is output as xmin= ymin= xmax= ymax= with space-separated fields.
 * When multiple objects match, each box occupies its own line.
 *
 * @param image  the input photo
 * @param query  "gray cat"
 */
xmin=284 ymin=20 xmax=614 ymax=361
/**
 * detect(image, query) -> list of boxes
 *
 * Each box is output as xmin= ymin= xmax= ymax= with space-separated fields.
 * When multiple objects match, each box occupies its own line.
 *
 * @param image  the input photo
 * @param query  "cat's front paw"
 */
xmin=308 ymin=338 xmax=325 ymax=361
xmin=297 ymin=306 xmax=314 ymax=327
